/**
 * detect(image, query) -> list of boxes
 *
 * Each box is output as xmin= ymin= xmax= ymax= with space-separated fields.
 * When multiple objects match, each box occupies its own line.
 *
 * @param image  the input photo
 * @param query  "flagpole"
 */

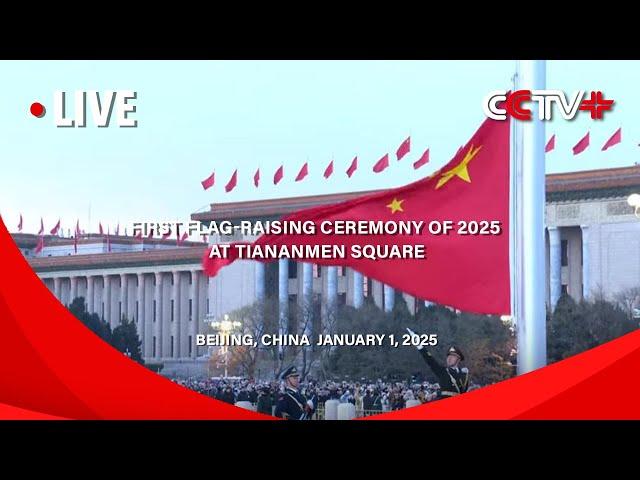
xmin=514 ymin=60 xmax=547 ymax=374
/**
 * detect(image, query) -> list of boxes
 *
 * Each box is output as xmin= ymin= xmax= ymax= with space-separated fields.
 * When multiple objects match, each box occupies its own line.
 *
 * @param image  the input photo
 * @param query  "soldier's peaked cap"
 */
xmin=447 ymin=345 xmax=465 ymax=361
xmin=281 ymin=365 xmax=300 ymax=380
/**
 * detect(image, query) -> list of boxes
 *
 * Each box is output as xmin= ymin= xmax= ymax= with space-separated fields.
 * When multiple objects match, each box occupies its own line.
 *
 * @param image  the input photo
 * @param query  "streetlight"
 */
xmin=209 ymin=313 xmax=242 ymax=378
xmin=627 ymin=193 xmax=640 ymax=218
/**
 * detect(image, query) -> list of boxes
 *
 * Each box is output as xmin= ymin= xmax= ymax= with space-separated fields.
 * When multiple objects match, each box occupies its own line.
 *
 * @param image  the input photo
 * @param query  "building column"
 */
xmin=278 ymin=259 xmax=289 ymax=338
xmin=172 ymin=270 xmax=181 ymax=359
xmin=70 ymin=276 xmax=78 ymax=304
xmin=53 ymin=277 xmax=62 ymax=302
xmin=103 ymin=275 xmax=113 ymax=327
xmin=384 ymin=284 xmax=395 ymax=312
xmin=190 ymin=270 xmax=200 ymax=359
xmin=548 ymin=227 xmax=562 ymax=310
xmin=352 ymin=270 xmax=364 ymax=309
xmin=154 ymin=272 xmax=164 ymax=360
xmin=302 ymin=263 xmax=313 ymax=337
xmin=581 ymin=225 xmax=590 ymax=301
xmin=327 ymin=266 xmax=338 ymax=316
xmin=136 ymin=273 xmax=146 ymax=357
xmin=255 ymin=262 xmax=265 ymax=303
xmin=120 ymin=274 xmax=129 ymax=323
xmin=87 ymin=276 xmax=95 ymax=313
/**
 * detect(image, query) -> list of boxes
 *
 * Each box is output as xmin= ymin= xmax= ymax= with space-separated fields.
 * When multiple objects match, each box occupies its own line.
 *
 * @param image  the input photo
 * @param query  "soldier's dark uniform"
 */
xmin=420 ymin=345 xmax=470 ymax=400
xmin=274 ymin=366 xmax=315 ymax=420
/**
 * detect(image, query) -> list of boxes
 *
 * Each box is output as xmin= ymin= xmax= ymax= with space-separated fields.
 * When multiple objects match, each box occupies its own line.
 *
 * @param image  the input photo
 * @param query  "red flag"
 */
xmin=135 ymin=231 xmax=143 ymax=242
xmin=372 ymin=154 xmax=389 ymax=173
xmin=346 ymin=157 xmax=358 ymax=178
xmin=225 ymin=169 xmax=238 ymax=192
xmin=107 ymin=227 xmax=111 ymax=252
xmin=274 ymin=165 xmax=284 ymax=185
xmin=413 ymin=149 xmax=430 ymax=170
xmin=324 ymin=160 xmax=334 ymax=179
xmin=201 ymin=171 xmax=215 ymax=190
xmin=602 ymin=127 xmax=622 ymax=151
xmin=34 ymin=236 xmax=44 ymax=255
xmin=177 ymin=231 xmax=189 ymax=245
xmin=295 ymin=163 xmax=309 ymax=182
xmin=162 ymin=229 xmax=172 ymax=240
xmin=50 ymin=219 xmax=61 ymax=236
xmin=38 ymin=218 xmax=44 ymax=236
xmin=396 ymin=136 xmax=411 ymax=161
xmin=99 ymin=222 xmax=104 ymax=235
xmin=203 ymin=116 xmax=511 ymax=315
xmin=545 ymin=134 xmax=555 ymax=153
xmin=115 ymin=223 xmax=120 ymax=236
xmin=254 ymin=168 xmax=260 ymax=187
xmin=573 ymin=132 xmax=590 ymax=155
xmin=17 ymin=214 xmax=22 ymax=232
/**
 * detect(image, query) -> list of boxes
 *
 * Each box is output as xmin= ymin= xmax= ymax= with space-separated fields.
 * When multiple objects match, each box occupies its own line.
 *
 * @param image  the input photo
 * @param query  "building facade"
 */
xmin=15 ymin=166 xmax=640 ymax=376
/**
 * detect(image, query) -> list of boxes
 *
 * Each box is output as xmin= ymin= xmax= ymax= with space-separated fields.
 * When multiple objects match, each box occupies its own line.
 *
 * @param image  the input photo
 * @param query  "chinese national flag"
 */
xmin=295 ymin=162 xmax=309 ymax=182
xmin=201 ymin=171 xmax=215 ymax=190
xmin=38 ymin=218 xmax=44 ymax=236
xmin=324 ymin=160 xmax=334 ymax=179
xmin=225 ymin=169 xmax=238 ymax=192
xmin=573 ymin=132 xmax=590 ymax=155
xmin=372 ymin=154 xmax=389 ymax=173
xmin=413 ymin=149 xmax=429 ymax=170
xmin=202 ymin=117 xmax=511 ymax=314
xmin=346 ymin=157 xmax=358 ymax=178
xmin=396 ymin=136 xmax=410 ymax=161
xmin=34 ymin=236 xmax=44 ymax=255
xmin=545 ymin=134 xmax=555 ymax=153
xmin=50 ymin=219 xmax=61 ymax=236
xmin=254 ymin=168 xmax=260 ymax=187
xmin=602 ymin=128 xmax=621 ymax=151
xmin=274 ymin=165 xmax=284 ymax=185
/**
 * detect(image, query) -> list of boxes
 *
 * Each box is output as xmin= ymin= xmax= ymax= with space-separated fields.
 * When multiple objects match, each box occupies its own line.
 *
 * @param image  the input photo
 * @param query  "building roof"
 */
xmin=28 ymin=247 xmax=206 ymax=273
xmin=12 ymin=233 xmax=206 ymax=249
xmin=192 ymin=165 xmax=640 ymax=221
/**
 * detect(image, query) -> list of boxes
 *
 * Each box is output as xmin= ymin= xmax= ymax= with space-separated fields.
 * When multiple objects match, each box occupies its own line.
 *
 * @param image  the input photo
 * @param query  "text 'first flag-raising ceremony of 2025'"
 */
xmin=202 ymin=116 xmax=511 ymax=315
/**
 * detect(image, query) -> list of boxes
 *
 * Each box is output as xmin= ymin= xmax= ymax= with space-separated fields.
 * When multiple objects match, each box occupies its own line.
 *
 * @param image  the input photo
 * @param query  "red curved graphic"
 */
xmin=1 ymin=217 xmax=639 ymax=420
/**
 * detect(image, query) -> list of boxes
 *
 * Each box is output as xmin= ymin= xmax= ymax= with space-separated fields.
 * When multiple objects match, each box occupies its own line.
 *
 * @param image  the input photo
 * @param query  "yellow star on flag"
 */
xmin=386 ymin=198 xmax=404 ymax=214
xmin=435 ymin=144 xmax=483 ymax=190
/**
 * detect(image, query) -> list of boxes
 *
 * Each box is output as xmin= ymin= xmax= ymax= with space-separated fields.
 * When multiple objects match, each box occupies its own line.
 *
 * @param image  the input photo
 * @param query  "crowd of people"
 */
xmin=172 ymin=376 xmax=481 ymax=417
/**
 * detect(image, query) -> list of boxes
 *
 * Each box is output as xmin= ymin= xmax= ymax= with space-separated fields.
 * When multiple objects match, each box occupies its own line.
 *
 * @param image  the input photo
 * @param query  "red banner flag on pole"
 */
xmin=601 ymin=127 xmax=622 ymax=151
xmin=413 ymin=149 xmax=430 ymax=170
xmin=50 ymin=219 xmax=61 ymax=236
xmin=573 ymin=132 xmax=590 ymax=155
xmin=396 ymin=136 xmax=411 ymax=161
xmin=17 ymin=214 xmax=22 ymax=232
xmin=99 ymin=222 xmax=104 ymax=236
xmin=253 ymin=168 xmax=260 ymax=187
xmin=274 ymin=165 xmax=284 ymax=185
xmin=107 ymin=227 xmax=111 ymax=252
xmin=201 ymin=171 xmax=215 ymax=190
xmin=295 ymin=162 xmax=309 ymax=182
xmin=162 ymin=229 xmax=172 ymax=240
xmin=225 ymin=169 xmax=238 ymax=192
xmin=346 ymin=157 xmax=358 ymax=178
xmin=38 ymin=218 xmax=44 ymax=236
xmin=203 ymin=116 xmax=511 ymax=314
xmin=34 ymin=236 xmax=44 ymax=255
xmin=178 ymin=231 xmax=188 ymax=245
xmin=545 ymin=134 xmax=555 ymax=153
xmin=372 ymin=154 xmax=389 ymax=173
xmin=324 ymin=160 xmax=334 ymax=179
xmin=115 ymin=223 xmax=120 ymax=236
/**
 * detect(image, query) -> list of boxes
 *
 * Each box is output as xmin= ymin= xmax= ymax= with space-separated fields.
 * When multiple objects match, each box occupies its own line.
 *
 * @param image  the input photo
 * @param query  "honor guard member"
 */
xmin=274 ymin=366 xmax=315 ymax=420
xmin=406 ymin=328 xmax=470 ymax=400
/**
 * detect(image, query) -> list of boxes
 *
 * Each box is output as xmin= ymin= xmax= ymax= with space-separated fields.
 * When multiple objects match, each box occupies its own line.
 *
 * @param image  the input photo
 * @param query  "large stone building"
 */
xmin=14 ymin=165 xmax=640 ymax=376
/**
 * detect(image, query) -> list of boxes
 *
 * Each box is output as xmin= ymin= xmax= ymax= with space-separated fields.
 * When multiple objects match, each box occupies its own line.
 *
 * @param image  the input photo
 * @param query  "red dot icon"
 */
xmin=30 ymin=102 xmax=45 ymax=118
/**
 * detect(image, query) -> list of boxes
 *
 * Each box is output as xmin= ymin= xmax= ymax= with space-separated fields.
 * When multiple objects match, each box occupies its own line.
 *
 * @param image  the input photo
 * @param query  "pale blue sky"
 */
xmin=1 ymin=60 xmax=638 ymax=235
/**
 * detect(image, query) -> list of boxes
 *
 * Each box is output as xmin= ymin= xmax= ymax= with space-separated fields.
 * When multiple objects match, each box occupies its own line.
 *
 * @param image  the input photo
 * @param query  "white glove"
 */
xmin=406 ymin=328 xmax=424 ymax=350
xmin=307 ymin=399 xmax=314 ymax=409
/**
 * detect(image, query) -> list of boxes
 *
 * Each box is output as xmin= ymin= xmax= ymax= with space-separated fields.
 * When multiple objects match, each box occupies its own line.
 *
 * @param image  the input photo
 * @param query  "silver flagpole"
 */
xmin=514 ymin=60 xmax=547 ymax=374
